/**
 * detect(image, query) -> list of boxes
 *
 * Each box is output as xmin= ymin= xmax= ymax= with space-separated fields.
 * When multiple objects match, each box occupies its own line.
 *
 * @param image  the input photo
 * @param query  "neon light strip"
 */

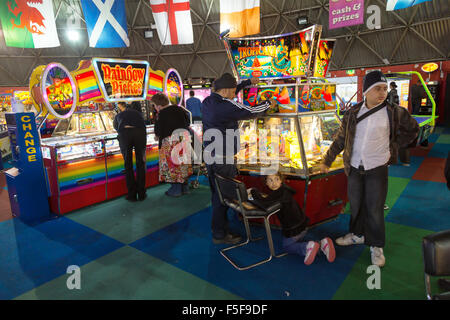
xmin=41 ymin=63 xmax=78 ymax=120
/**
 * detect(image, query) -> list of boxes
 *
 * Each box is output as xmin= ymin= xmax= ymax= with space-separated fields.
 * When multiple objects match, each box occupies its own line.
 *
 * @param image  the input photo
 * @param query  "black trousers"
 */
xmin=118 ymin=128 xmax=147 ymax=198
xmin=399 ymin=148 xmax=410 ymax=164
xmin=206 ymin=163 xmax=238 ymax=239
xmin=348 ymin=165 xmax=388 ymax=248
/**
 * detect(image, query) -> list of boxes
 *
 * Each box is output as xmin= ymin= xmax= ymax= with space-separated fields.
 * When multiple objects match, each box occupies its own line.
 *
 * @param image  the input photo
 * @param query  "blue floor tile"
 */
xmin=388 ymin=156 xmax=424 ymax=179
xmin=428 ymin=143 xmax=450 ymax=158
xmin=130 ymin=208 xmax=365 ymax=300
xmin=386 ymin=180 xmax=450 ymax=232
xmin=0 ymin=217 xmax=124 ymax=299
xmin=427 ymin=133 xmax=439 ymax=143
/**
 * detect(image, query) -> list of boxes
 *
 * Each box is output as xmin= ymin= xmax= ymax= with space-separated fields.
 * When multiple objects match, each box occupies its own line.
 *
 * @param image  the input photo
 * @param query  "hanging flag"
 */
xmin=220 ymin=0 xmax=260 ymax=37
xmin=0 ymin=0 xmax=60 ymax=48
xmin=149 ymin=0 xmax=194 ymax=45
xmin=386 ymin=0 xmax=432 ymax=11
xmin=80 ymin=0 xmax=130 ymax=48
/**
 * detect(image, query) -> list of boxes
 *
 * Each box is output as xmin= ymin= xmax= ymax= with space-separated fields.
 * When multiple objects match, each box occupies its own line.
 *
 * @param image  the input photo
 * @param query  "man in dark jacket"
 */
xmin=114 ymin=101 xmax=147 ymax=202
xmin=320 ymin=70 xmax=419 ymax=267
xmin=202 ymin=73 xmax=274 ymax=244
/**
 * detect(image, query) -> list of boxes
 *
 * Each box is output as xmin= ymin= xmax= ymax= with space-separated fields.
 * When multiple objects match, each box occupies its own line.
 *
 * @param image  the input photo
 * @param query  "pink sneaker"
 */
xmin=320 ymin=237 xmax=336 ymax=263
xmin=304 ymin=241 xmax=320 ymax=265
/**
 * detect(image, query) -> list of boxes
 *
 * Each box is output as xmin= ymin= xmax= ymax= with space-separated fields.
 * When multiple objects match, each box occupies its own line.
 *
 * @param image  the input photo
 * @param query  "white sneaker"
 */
xmin=370 ymin=246 xmax=385 ymax=267
xmin=304 ymin=241 xmax=320 ymax=265
xmin=320 ymin=237 xmax=336 ymax=262
xmin=335 ymin=233 xmax=364 ymax=246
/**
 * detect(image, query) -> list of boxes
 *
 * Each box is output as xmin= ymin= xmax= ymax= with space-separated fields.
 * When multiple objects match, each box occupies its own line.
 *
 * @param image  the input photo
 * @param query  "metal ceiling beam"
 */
xmin=185 ymin=0 xmax=215 ymax=78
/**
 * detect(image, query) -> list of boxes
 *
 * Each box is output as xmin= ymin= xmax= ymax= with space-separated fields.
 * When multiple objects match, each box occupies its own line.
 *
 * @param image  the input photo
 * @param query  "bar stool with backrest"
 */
xmin=214 ymin=173 xmax=288 ymax=270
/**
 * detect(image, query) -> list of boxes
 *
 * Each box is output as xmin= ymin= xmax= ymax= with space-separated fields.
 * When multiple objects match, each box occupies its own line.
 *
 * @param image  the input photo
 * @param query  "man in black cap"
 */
xmin=320 ymin=70 xmax=419 ymax=267
xmin=202 ymin=73 xmax=275 ymax=244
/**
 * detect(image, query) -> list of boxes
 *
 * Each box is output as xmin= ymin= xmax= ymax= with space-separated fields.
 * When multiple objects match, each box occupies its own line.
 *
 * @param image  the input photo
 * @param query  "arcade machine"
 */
xmin=0 ymin=93 xmax=12 ymax=160
xmin=385 ymin=71 xmax=438 ymax=145
xmin=183 ymin=78 xmax=213 ymax=106
xmin=29 ymin=59 xmax=159 ymax=215
xmin=222 ymin=25 xmax=347 ymax=226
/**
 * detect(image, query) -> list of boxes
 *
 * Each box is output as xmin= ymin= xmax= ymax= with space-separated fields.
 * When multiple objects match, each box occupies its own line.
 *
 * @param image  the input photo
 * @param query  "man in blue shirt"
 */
xmin=186 ymin=91 xmax=202 ymax=121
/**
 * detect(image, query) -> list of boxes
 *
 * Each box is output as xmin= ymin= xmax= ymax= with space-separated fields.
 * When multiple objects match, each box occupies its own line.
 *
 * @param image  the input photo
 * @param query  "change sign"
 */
xmin=329 ymin=0 xmax=364 ymax=30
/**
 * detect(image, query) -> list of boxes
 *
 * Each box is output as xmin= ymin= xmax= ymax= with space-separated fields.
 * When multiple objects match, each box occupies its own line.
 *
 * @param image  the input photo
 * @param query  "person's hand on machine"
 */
xmin=250 ymin=77 xmax=259 ymax=85
xmin=319 ymin=163 xmax=330 ymax=174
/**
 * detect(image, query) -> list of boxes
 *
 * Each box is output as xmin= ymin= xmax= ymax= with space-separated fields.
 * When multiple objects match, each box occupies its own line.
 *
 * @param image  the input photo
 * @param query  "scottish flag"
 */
xmin=80 ymin=0 xmax=130 ymax=47
xmin=386 ymin=0 xmax=432 ymax=11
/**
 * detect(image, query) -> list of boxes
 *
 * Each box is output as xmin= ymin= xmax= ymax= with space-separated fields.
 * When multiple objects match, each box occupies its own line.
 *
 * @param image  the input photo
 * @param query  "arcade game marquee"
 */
xmin=6 ymin=58 xmax=186 ymax=215
xmin=222 ymin=25 xmax=347 ymax=226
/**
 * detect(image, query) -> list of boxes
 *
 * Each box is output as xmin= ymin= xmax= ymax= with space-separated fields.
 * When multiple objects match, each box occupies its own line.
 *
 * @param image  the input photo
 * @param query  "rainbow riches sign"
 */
xmin=224 ymin=26 xmax=322 ymax=80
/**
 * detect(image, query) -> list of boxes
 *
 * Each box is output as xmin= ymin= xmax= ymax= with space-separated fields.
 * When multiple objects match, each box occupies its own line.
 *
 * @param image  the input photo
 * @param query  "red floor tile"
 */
xmin=412 ymin=157 xmax=447 ymax=183
xmin=0 ymin=172 xmax=13 ymax=222
xmin=410 ymin=143 xmax=434 ymax=157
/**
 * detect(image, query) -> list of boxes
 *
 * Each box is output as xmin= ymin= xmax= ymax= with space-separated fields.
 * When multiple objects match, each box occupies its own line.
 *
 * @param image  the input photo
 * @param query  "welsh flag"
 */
xmin=0 ymin=0 xmax=60 ymax=48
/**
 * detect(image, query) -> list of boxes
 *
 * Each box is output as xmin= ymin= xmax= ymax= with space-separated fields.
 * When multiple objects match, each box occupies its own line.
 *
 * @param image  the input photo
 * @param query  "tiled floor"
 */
xmin=0 ymin=126 xmax=449 ymax=300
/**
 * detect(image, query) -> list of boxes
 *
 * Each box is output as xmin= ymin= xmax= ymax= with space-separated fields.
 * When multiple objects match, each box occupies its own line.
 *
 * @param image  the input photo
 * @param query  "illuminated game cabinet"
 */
xmin=183 ymin=78 xmax=213 ymax=105
xmin=223 ymin=25 xmax=347 ymax=226
xmin=29 ymin=59 xmax=159 ymax=214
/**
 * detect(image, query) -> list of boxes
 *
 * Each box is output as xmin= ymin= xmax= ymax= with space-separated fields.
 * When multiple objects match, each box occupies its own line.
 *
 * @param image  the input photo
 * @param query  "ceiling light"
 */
xmin=297 ymin=16 xmax=308 ymax=25
xmin=66 ymin=30 xmax=80 ymax=42
xmin=144 ymin=30 xmax=153 ymax=38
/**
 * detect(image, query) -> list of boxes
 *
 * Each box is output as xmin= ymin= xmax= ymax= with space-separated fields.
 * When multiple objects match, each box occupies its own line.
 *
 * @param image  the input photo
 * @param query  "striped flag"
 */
xmin=149 ymin=0 xmax=194 ymax=45
xmin=0 ymin=0 xmax=60 ymax=48
xmin=386 ymin=0 xmax=432 ymax=11
xmin=220 ymin=0 xmax=260 ymax=37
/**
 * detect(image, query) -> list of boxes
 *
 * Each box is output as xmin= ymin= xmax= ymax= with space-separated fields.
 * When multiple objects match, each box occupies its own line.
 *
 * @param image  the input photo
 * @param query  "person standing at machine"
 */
xmin=202 ymin=73 xmax=275 ymax=244
xmin=186 ymin=90 xmax=203 ymax=121
xmin=319 ymin=71 xmax=419 ymax=267
xmin=410 ymin=80 xmax=426 ymax=115
xmin=113 ymin=101 xmax=147 ymax=202
xmin=151 ymin=93 xmax=192 ymax=197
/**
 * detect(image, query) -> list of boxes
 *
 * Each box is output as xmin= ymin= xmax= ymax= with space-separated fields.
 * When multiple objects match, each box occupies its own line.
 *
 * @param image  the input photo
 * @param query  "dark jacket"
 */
xmin=251 ymin=184 xmax=309 ymax=238
xmin=323 ymin=100 xmax=419 ymax=176
xmin=113 ymin=108 xmax=146 ymax=137
xmin=154 ymin=105 xmax=190 ymax=148
xmin=202 ymin=80 xmax=271 ymax=158
xmin=387 ymin=88 xmax=399 ymax=105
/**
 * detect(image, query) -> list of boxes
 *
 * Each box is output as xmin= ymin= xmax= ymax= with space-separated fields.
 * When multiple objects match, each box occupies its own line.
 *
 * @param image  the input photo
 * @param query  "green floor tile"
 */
xmin=332 ymin=222 xmax=442 ymax=300
xmin=385 ymin=177 xmax=410 ymax=217
xmin=66 ymin=184 xmax=212 ymax=244
xmin=435 ymin=134 xmax=450 ymax=144
xmin=342 ymin=177 xmax=410 ymax=217
xmin=15 ymin=246 xmax=241 ymax=300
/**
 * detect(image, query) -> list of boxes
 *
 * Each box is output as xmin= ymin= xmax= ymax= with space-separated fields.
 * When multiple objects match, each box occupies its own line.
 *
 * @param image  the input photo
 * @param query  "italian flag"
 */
xmin=0 ymin=0 xmax=60 ymax=48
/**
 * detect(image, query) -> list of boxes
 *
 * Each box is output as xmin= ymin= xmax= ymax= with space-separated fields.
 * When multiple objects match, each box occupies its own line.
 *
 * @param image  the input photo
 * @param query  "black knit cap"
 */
xmin=363 ymin=70 xmax=388 ymax=95
xmin=213 ymin=73 xmax=237 ymax=90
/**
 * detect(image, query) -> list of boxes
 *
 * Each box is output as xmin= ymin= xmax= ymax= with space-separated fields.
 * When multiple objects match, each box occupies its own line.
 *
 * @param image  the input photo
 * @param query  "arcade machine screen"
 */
xmin=183 ymin=88 xmax=211 ymax=105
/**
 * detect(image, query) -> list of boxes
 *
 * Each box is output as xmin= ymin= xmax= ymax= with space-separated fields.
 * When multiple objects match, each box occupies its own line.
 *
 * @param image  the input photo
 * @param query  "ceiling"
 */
xmin=0 ymin=0 xmax=448 ymax=86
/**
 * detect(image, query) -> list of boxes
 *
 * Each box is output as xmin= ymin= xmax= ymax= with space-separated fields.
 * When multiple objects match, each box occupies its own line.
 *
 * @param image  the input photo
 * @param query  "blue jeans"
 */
xmin=282 ymin=230 xmax=308 ymax=257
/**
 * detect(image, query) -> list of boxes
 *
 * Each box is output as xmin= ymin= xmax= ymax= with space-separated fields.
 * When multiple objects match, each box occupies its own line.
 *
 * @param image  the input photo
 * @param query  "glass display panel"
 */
xmin=299 ymin=113 xmax=343 ymax=173
xmin=56 ymin=141 xmax=104 ymax=162
xmin=236 ymin=116 xmax=305 ymax=175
